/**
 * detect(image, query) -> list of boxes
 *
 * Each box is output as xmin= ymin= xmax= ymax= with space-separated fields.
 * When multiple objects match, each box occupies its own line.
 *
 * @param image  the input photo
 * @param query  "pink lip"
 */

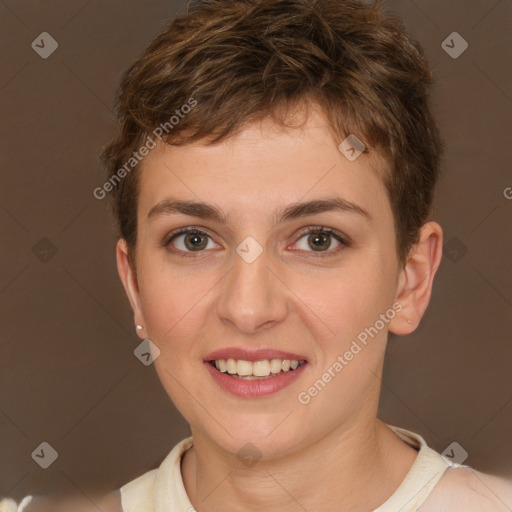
xmin=204 ymin=347 xmax=307 ymax=363
xmin=205 ymin=360 xmax=308 ymax=398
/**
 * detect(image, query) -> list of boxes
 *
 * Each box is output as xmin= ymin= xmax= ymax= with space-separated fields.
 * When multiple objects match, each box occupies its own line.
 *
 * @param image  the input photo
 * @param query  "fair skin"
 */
xmin=117 ymin=107 xmax=443 ymax=512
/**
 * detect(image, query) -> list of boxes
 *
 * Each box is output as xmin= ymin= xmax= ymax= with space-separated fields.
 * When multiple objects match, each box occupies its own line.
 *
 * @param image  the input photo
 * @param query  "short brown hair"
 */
xmin=100 ymin=0 xmax=443 ymax=266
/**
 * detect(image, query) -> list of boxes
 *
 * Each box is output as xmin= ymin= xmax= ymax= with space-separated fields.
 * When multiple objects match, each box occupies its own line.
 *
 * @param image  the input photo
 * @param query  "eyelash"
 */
xmin=163 ymin=225 xmax=351 ymax=259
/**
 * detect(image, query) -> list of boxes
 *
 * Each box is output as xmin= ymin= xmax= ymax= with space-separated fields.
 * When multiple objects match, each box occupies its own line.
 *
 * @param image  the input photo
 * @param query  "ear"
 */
xmin=116 ymin=239 xmax=147 ymax=339
xmin=389 ymin=221 xmax=443 ymax=335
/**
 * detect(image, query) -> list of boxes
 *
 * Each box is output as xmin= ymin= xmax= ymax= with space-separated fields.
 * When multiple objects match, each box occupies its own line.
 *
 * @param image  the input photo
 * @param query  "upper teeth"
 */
xmin=213 ymin=358 xmax=304 ymax=377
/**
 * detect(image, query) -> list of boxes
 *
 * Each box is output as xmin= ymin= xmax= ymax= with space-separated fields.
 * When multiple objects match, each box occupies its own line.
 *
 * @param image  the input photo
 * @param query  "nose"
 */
xmin=215 ymin=245 xmax=288 ymax=334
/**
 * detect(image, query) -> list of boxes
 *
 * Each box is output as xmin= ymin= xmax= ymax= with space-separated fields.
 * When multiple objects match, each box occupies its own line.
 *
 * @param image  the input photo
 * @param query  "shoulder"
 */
xmin=419 ymin=466 xmax=512 ymax=512
xmin=1 ymin=491 xmax=123 ymax=512
xmin=119 ymin=468 xmax=158 ymax=511
xmin=120 ymin=437 xmax=193 ymax=511
xmin=0 ymin=497 xmax=33 ymax=512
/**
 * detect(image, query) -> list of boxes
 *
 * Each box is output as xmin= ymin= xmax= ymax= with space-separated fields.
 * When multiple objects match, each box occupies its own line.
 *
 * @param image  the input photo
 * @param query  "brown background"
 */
xmin=1 ymin=0 xmax=511 ymax=502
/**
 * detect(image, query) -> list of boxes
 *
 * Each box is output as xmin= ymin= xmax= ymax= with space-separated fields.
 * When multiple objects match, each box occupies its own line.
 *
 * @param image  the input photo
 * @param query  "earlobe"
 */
xmin=116 ymin=239 xmax=147 ymax=338
xmin=389 ymin=222 xmax=443 ymax=335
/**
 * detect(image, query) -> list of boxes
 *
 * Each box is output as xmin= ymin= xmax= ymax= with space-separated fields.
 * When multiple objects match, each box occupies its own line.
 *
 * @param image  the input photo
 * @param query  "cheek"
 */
xmin=296 ymin=261 xmax=391 ymax=345
xmin=136 ymin=263 xmax=219 ymax=421
xmin=294 ymin=263 xmax=393 ymax=410
xmin=138 ymin=259 xmax=216 ymax=343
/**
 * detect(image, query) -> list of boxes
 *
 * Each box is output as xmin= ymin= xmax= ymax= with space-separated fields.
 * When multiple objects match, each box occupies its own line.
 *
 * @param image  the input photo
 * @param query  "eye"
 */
xmin=164 ymin=227 xmax=218 ymax=255
xmin=163 ymin=225 xmax=350 ymax=258
xmin=292 ymin=226 xmax=350 ymax=257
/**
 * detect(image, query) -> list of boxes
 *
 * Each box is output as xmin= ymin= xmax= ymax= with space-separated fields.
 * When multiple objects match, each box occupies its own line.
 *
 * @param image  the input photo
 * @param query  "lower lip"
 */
xmin=204 ymin=361 xmax=308 ymax=398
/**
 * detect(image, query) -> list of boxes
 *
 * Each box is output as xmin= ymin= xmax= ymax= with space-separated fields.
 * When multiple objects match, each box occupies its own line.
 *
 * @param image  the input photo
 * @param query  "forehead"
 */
xmin=137 ymin=109 xmax=391 ymax=224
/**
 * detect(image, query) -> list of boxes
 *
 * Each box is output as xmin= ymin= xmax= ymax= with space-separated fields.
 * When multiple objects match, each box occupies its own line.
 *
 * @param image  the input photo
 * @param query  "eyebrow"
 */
xmin=147 ymin=196 xmax=371 ymax=226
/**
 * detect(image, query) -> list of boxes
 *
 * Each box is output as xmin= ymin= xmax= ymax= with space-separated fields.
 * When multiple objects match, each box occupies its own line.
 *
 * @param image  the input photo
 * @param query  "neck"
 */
xmin=181 ymin=417 xmax=418 ymax=512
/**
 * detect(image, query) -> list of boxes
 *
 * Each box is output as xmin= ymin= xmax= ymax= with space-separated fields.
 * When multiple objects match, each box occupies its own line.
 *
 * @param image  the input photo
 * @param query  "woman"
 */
xmin=4 ymin=0 xmax=511 ymax=510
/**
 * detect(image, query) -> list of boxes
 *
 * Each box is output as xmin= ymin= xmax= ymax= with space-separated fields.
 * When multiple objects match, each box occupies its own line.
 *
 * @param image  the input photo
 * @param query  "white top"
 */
xmin=4 ymin=424 xmax=511 ymax=511
xmin=119 ymin=424 xmax=512 ymax=512
xmin=0 ymin=496 xmax=32 ymax=512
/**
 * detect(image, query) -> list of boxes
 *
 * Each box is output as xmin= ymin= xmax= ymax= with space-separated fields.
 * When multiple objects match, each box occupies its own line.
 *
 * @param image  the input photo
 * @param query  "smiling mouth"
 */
xmin=208 ymin=358 xmax=307 ymax=380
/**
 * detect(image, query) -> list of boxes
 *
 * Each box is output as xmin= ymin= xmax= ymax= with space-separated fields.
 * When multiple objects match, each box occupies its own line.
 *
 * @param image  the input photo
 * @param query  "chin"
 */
xmin=198 ymin=414 xmax=309 ymax=462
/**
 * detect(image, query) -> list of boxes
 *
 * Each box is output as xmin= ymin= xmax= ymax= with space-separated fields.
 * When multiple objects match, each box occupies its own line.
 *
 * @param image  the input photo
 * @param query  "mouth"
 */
xmin=207 ymin=358 xmax=308 ymax=380
xmin=204 ymin=349 xmax=309 ymax=397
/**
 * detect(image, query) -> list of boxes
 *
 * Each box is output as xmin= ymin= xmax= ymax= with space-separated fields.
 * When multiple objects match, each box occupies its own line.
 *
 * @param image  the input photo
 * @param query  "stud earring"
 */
xmin=136 ymin=325 xmax=143 ymax=331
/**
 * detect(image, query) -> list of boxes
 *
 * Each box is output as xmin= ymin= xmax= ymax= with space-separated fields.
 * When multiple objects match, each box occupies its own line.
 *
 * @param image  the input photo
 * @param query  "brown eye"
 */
xmin=293 ymin=227 xmax=349 ymax=256
xmin=183 ymin=231 xmax=208 ymax=251
xmin=166 ymin=228 xmax=216 ymax=253
xmin=307 ymin=231 xmax=332 ymax=251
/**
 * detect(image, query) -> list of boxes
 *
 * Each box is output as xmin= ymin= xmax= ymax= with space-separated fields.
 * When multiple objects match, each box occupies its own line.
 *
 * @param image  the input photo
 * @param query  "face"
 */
xmin=121 ymin=107 xmax=407 ymax=460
